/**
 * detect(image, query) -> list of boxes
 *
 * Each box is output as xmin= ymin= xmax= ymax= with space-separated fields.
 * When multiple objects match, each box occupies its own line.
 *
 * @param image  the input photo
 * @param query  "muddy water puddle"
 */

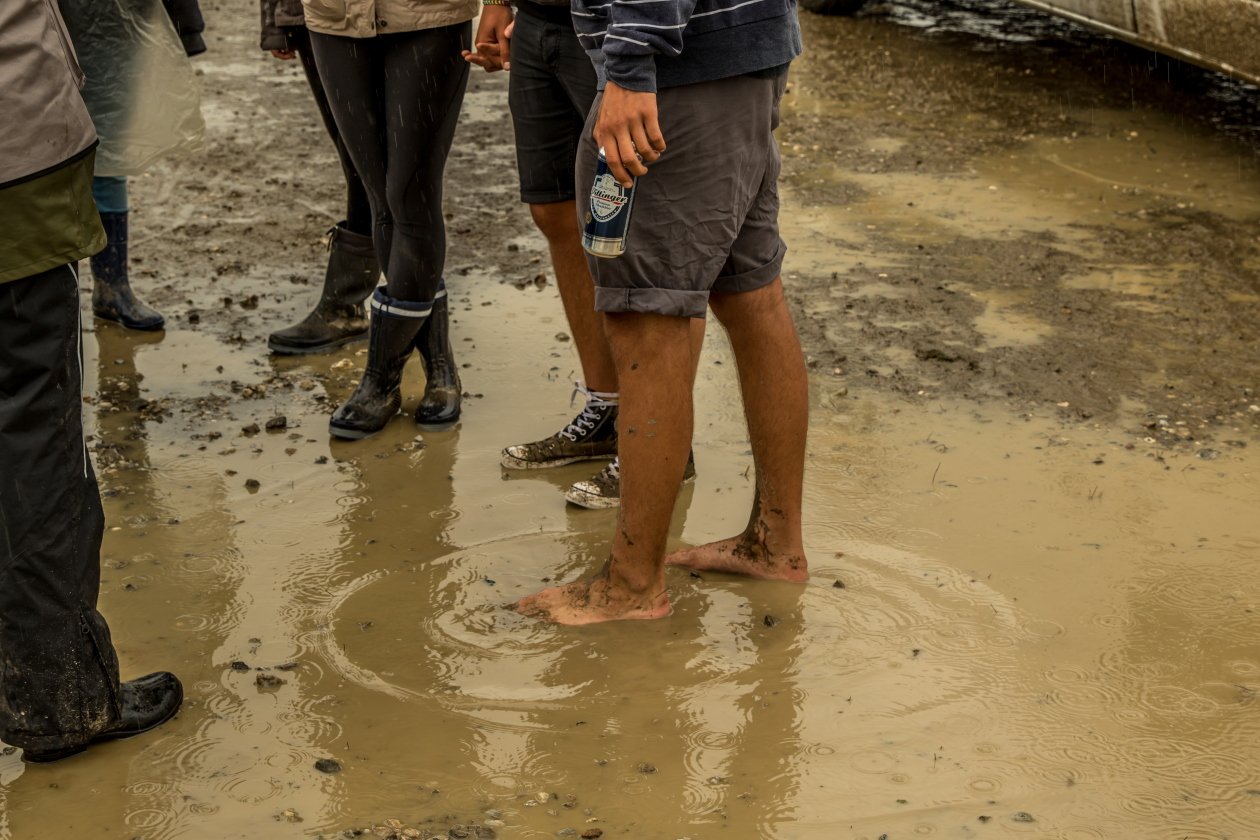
xmin=3 ymin=274 xmax=1259 ymax=839
xmin=4 ymin=2 xmax=1260 ymax=837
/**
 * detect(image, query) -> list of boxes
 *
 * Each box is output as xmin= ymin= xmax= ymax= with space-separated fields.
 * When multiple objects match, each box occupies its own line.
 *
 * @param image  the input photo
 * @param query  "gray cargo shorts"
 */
xmin=576 ymin=71 xmax=788 ymax=319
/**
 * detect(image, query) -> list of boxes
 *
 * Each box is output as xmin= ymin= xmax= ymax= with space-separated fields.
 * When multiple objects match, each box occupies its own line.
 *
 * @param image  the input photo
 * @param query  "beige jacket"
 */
xmin=301 ymin=0 xmax=477 ymax=38
xmin=0 ymin=0 xmax=97 ymax=187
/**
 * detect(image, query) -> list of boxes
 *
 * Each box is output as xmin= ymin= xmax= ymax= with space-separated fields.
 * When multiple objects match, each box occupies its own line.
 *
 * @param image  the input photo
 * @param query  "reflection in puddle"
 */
xmin=4 ymin=8 xmax=1260 ymax=840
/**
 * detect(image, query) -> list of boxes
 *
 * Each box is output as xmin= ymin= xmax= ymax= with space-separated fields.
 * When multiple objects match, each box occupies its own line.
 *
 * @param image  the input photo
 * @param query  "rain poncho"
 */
xmin=57 ymin=0 xmax=205 ymax=177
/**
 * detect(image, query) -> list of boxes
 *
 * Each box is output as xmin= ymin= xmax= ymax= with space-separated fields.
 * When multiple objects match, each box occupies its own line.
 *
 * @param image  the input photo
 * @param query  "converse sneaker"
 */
xmin=564 ymin=451 xmax=698 ymax=510
xmin=500 ymin=385 xmax=619 ymax=469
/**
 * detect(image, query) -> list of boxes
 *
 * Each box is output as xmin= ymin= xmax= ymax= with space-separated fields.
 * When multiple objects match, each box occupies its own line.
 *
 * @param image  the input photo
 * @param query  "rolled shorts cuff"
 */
xmin=714 ymin=239 xmax=787 ymax=296
xmin=594 ymin=286 xmax=709 ymax=319
xmin=521 ymin=188 xmax=578 ymax=205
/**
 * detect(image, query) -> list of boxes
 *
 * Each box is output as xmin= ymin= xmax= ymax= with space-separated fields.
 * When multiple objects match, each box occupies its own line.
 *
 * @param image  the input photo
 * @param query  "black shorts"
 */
xmin=507 ymin=8 xmax=596 ymax=205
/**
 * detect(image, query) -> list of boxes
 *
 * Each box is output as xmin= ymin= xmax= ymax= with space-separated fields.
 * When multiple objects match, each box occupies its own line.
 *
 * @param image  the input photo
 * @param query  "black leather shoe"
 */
xmin=22 ymin=672 xmax=183 ymax=764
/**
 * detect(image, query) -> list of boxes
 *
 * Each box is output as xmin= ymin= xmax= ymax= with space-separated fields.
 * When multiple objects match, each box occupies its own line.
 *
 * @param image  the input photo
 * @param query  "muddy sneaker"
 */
xmin=501 ymin=386 xmax=619 ymax=469
xmin=564 ymin=451 xmax=697 ymax=510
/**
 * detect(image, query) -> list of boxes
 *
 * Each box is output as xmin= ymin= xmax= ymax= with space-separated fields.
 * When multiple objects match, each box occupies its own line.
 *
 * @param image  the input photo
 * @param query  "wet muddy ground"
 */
xmin=3 ymin=0 xmax=1260 ymax=838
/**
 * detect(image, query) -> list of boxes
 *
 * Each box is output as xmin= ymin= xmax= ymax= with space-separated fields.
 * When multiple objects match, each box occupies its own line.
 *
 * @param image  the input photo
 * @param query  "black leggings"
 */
xmin=309 ymin=24 xmax=471 ymax=303
xmin=287 ymin=26 xmax=372 ymax=236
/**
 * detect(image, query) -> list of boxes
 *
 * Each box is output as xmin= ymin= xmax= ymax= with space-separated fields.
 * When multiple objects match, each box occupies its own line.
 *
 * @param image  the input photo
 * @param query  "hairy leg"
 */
xmin=514 ymin=312 xmax=694 ymax=624
xmin=667 ymin=278 xmax=808 ymax=581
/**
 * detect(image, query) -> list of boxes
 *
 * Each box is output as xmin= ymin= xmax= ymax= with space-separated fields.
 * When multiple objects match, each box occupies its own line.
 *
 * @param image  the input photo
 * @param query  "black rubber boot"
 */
xmin=415 ymin=282 xmax=461 ymax=429
xmin=329 ymin=289 xmax=429 ymax=440
xmin=22 ymin=672 xmax=184 ymax=763
xmin=268 ymin=223 xmax=379 ymax=355
xmin=90 ymin=211 xmax=165 ymax=331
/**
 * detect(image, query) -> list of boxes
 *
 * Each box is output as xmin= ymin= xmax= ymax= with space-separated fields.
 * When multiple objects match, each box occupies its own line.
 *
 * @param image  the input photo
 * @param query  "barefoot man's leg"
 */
xmin=668 ymin=277 xmax=809 ymax=581
xmin=514 ymin=312 xmax=695 ymax=624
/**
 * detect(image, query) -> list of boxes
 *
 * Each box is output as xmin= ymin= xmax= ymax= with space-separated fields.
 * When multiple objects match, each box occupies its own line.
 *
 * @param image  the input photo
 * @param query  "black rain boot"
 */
xmin=329 ymin=289 xmax=430 ymax=440
xmin=90 ymin=211 xmax=165 ymax=331
xmin=414 ymin=281 xmax=462 ymax=429
xmin=268 ymin=223 xmax=379 ymax=355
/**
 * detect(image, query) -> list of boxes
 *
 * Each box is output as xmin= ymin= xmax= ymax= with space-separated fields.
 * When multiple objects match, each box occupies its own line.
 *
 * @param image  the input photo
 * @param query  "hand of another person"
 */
xmin=270 ymin=49 xmax=296 ymax=60
xmin=461 ymin=5 xmax=513 ymax=72
xmin=593 ymin=81 xmax=666 ymax=188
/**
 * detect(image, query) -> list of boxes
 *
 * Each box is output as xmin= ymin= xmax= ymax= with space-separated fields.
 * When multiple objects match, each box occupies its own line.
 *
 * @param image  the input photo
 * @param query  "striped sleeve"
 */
xmin=602 ymin=0 xmax=701 ymax=92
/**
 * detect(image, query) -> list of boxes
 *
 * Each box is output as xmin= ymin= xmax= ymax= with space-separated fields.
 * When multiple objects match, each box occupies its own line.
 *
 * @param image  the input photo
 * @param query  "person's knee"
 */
xmin=604 ymin=312 xmax=692 ymax=362
xmin=709 ymin=278 xmax=784 ymax=327
xmin=529 ymin=201 xmax=579 ymax=244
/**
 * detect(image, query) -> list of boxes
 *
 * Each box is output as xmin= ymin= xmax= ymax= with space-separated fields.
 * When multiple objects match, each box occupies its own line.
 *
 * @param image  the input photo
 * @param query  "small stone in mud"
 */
xmin=636 ymin=762 xmax=656 ymax=774
xmin=279 ymin=808 xmax=302 ymax=823
xmin=229 ymin=660 xmax=250 ymax=671
xmin=580 ymin=830 xmax=603 ymax=839
xmin=299 ymin=378 xmax=317 ymax=391
xmin=314 ymin=758 xmax=342 ymax=774
xmin=555 ymin=332 xmax=570 ymax=342
xmin=244 ymin=478 xmax=261 ymax=491
xmin=242 ymin=422 xmax=260 ymax=435
xmin=763 ymin=614 xmax=779 ymax=627
xmin=316 ymin=455 xmax=329 ymax=464
xmin=266 ymin=415 xmax=288 ymax=430
xmin=275 ymin=661 xmax=299 ymax=671
xmin=1198 ymin=448 xmax=1219 ymax=460
xmin=1011 ymin=812 xmax=1036 ymax=823
xmin=255 ymin=673 xmax=286 ymax=690
xmin=832 ymin=579 xmax=846 ymax=589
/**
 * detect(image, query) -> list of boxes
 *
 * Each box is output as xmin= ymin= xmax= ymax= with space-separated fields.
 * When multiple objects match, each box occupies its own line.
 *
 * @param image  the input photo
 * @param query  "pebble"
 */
xmin=314 ymin=758 xmax=342 ymax=774
xmin=266 ymin=415 xmax=288 ymax=430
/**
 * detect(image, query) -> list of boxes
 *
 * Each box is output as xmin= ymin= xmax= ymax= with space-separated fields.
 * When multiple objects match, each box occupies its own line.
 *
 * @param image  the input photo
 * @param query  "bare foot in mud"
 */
xmin=512 ymin=576 xmax=672 ymax=625
xmin=667 ymin=532 xmax=809 ymax=582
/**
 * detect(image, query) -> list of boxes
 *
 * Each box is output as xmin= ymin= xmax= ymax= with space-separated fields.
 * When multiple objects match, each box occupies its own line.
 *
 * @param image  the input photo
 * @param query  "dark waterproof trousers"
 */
xmin=0 ymin=265 xmax=121 ymax=752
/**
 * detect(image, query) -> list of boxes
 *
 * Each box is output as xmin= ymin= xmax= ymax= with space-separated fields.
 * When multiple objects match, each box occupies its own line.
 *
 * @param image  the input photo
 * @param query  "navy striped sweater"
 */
xmin=571 ymin=0 xmax=802 ymax=92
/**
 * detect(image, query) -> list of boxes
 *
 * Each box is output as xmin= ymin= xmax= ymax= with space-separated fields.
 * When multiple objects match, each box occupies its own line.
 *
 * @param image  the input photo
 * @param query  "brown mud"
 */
xmin=2 ymin=1 xmax=1259 ymax=838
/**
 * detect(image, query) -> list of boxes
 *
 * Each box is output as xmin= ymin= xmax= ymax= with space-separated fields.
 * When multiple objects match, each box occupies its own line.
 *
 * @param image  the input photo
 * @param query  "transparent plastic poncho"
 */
xmin=57 ymin=0 xmax=205 ymax=177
